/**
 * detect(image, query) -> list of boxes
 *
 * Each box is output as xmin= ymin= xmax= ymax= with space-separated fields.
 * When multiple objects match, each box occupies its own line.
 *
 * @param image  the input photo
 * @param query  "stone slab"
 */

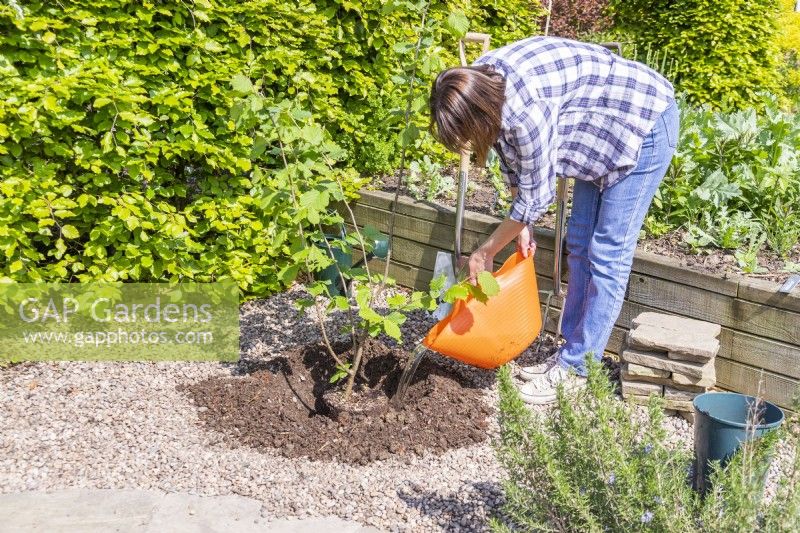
xmin=621 ymin=348 xmax=715 ymax=380
xmin=0 ymin=489 xmax=382 ymax=533
xmin=621 ymin=379 xmax=663 ymax=397
xmin=680 ymin=410 xmax=696 ymax=424
xmin=621 ymin=369 xmax=672 ymax=386
xmin=667 ymin=350 xmax=718 ymax=363
xmin=629 ymin=324 xmax=720 ymax=361
xmin=632 ymin=312 xmax=722 ymax=338
xmin=626 ymin=395 xmax=694 ymax=412
xmin=672 ymin=371 xmax=715 ymax=388
xmin=664 ymin=386 xmax=700 ymax=402
xmin=626 ymin=363 xmax=670 ymax=379
xmin=667 ymin=381 xmax=708 ymax=393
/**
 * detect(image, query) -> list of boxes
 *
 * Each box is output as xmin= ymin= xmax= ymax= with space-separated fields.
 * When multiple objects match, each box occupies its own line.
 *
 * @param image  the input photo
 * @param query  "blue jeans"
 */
xmin=558 ymin=100 xmax=679 ymax=374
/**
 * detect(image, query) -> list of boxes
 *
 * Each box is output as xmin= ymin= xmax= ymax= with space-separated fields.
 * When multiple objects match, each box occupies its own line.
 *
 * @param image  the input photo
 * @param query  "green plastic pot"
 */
xmin=692 ymin=392 xmax=784 ymax=493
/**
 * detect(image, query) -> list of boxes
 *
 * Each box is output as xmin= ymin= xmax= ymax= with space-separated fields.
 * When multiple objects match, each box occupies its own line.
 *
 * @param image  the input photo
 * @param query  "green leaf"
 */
xmin=443 ymin=283 xmax=469 ymax=303
xmin=301 ymin=124 xmax=324 ymax=145
xmin=400 ymin=124 xmax=419 ymax=147
xmin=333 ymin=295 xmax=350 ymax=310
xmin=467 ymin=283 xmax=489 ymax=304
xmin=429 ymin=273 xmax=447 ymax=294
xmin=386 ymin=293 xmax=407 ymax=306
xmin=231 ymin=74 xmax=254 ymax=94
xmin=358 ymin=306 xmax=383 ymax=323
xmin=101 ymin=131 xmax=113 ymax=153
xmin=477 ymin=271 xmax=500 ymax=297
xmin=386 ymin=311 xmax=406 ymax=325
xmin=61 ymin=225 xmax=79 ymax=239
xmin=383 ymin=317 xmax=401 ymax=340
xmin=94 ymin=97 xmax=112 ymax=109
xmin=444 ymin=11 xmax=469 ymax=38
xmin=329 ymin=363 xmax=351 ymax=384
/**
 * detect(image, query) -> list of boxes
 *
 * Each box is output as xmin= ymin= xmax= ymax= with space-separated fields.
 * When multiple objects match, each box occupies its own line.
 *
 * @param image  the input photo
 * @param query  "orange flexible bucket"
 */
xmin=423 ymin=252 xmax=541 ymax=369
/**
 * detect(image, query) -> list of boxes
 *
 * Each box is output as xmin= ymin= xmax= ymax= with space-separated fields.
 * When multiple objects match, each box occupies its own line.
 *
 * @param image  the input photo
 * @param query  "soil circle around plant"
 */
xmin=182 ymin=339 xmax=492 ymax=465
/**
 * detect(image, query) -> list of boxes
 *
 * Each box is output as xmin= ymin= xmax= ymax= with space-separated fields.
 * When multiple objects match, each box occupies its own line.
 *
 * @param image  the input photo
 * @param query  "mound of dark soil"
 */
xmin=183 ymin=340 xmax=491 ymax=464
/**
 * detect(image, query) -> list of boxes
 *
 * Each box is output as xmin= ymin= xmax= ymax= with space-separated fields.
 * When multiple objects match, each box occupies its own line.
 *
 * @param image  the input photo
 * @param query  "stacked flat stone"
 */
xmin=621 ymin=312 xmax=720 ymax=421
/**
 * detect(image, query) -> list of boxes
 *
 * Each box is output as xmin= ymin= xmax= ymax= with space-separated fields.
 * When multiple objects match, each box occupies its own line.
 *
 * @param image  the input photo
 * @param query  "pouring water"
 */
xmin=391 ymin=342 xmax=428 ymax=407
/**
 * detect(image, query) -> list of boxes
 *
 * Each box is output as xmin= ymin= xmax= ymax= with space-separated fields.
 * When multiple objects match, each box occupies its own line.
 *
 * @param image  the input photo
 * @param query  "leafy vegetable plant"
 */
xmin=407 ymin=155 xmax=454 ymax=202
xmin=647 ymin=97 xmax=800 ymax=264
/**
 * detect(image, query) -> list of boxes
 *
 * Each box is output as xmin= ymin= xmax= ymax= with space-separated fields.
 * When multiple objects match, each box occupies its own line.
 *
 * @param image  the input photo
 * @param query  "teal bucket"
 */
xmin=318 ymin=238 xmax=352 ymax=296
xmin=317 ymin=229 xmax=389 ymax=296
xmin=692 ymin=392 xmax=784 ymax=493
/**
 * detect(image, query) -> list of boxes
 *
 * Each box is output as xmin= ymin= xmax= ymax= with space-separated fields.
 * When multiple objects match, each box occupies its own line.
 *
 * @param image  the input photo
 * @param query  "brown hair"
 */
xmin=429 ymin=64 xmax=506 ymax=166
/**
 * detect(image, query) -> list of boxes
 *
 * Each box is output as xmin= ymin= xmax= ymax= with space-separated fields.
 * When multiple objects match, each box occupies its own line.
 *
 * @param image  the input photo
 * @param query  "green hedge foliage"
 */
xmin=778 ymin=0 xmax=800 ymax=104
xmin=608 ymin=0 xmax=782 ymax=110
xmin=0 ymin=1 xmax=544 ymax=295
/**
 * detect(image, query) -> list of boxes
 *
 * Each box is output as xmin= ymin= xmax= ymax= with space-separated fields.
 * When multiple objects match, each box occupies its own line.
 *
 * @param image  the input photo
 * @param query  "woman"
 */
xmin=429 ymin=36 xmax=678 ymax=405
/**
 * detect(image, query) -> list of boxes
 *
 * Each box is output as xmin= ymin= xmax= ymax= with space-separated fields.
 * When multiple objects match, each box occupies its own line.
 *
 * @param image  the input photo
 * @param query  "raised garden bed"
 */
xmin=351 ymin=189 xmax=800 ymax=410
xmin=379 ymin=171 xmax=800 ymax=284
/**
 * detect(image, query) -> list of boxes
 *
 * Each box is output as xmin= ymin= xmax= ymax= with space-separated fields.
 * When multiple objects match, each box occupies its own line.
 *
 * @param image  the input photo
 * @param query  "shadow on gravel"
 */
xmin=396 ymin=480 xmax=506 ymax=531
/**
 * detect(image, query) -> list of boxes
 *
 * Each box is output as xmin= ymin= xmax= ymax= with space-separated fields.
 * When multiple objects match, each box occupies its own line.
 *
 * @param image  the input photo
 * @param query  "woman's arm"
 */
xmin=468 ymin=218 xmax=527 ymax=284
xmin=467 ymin=186 xmax=539 ymax=284
xmin=467 ymin=102 xmax=559 ymax=283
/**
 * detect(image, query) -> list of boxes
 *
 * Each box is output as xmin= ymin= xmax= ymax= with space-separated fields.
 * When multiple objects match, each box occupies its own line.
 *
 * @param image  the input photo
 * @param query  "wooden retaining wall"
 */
xmin=351 ymin=190 xmax=800 ymax=410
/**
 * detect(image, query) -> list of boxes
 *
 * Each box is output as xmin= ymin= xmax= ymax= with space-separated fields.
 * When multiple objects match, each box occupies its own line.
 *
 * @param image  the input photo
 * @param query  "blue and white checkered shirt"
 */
xmin=474 ymin=37 xmax=675 ymax=225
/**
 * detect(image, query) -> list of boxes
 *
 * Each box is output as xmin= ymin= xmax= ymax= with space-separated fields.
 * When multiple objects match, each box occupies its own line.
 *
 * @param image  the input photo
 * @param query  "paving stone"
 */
xmin=680 ymin=410 xmax=696 ymax=424
xmin=621 ymin=369 xmax=671 ymax=386
xmin=667 ymin=381 xmax=708 ymax=393
xmin=628 ymin=324 xmax=720 ymax=361
xmin=626 ymin=363 xmax=670 ymax=379
xmin=626 ymin=395 xmax=694 ymax=412
xmin=672 ymin=370 xmax=716 ymax=388
xmin=632 ymin=312 xmax=721 ymax=338
xmin=667 ymin=350 xmax=718 ymax=363
xmin=664 ymin=386 xmax=700 ymax=402
xmin=621 ymin=348 xmax=715 ymax=380
xmin=0 ymin=489 xmax=383 ymax=533
xmin=621 ymin=379 xmax=663 ymax=398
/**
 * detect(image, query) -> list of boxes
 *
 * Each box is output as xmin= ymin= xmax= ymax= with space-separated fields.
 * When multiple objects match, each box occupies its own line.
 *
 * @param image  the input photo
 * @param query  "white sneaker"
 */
xmin=518 ymin=360 xmax=556 ymax=381
xmin=518 ymin=364 xmax=586 ymax=405
xmin=517 ymin=348 xmax=561 ymax=381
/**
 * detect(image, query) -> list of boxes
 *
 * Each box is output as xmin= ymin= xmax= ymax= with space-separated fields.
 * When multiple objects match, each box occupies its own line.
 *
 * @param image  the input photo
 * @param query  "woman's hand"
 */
xmin=517 ymin=225 xmax=537 ymax=258
xmin=468 ymin=247 xmax=495 ymax=285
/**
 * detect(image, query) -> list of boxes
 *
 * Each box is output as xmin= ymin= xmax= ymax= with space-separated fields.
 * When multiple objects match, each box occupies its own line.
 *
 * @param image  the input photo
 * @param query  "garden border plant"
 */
xmin=491 ymin=358 xmax=800 ymax=532
xmin=646 ymin=97 xmax=800 ymax=274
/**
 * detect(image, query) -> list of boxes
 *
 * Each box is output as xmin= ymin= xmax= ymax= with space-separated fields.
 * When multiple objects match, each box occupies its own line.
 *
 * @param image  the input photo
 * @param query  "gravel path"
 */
xmin=0 ymin=285 xmax=794 ymax=531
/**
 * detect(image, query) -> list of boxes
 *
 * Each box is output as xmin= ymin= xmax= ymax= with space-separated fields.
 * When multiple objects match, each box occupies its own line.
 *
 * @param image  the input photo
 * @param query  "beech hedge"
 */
xmin=0 ymin=1 xmax=544 ymax=295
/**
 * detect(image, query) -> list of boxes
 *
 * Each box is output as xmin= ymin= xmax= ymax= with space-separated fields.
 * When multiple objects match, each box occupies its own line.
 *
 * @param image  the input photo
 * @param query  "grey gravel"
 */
xmin=1 ymin=285 xmax=795 ymax=531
